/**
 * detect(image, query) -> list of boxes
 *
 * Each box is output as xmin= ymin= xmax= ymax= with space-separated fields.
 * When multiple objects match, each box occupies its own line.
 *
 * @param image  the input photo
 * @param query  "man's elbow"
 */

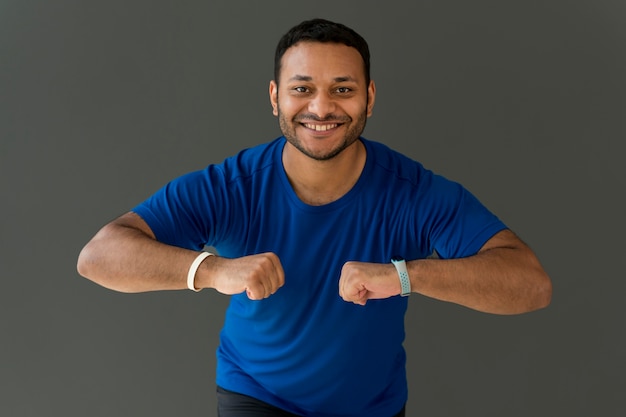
xmin=76 ymin=240 xmax=127 ymax=292
xmin=520 ymin=247 xmax=553 ymax=313
xmin=499 ymin=269 xmax=552 ymax=315
xmin=76 ymin=242 xmax=96 ymax=280
xmin=534 ymin=272 xmax=553 ymax=310
xmin=521 ymin=269 xmax=552 ymax=314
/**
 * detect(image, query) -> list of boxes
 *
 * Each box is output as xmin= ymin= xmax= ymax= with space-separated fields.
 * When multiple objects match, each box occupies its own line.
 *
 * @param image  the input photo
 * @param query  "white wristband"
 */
xmin=187 ymin=252 xmax=213 ymax=292
xmin=391 ymin=256 xmax=411 ymax=297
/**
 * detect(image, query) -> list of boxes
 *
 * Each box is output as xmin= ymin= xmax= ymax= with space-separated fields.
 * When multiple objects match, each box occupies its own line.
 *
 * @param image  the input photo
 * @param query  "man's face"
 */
xmin=269 ymin=42 xmax=376 ymax=161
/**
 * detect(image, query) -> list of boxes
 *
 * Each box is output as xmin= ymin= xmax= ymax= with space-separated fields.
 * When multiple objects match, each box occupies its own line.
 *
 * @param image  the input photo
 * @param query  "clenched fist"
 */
xmin=338 ymin=261 xmax=403 ymax=305
xmin=201 ymin=252 xmax=285 ymax=300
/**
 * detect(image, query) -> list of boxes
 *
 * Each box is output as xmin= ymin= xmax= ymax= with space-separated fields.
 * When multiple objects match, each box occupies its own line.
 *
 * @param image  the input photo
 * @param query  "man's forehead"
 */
xmin=280 ymin=42 xmax=366 ymax=82
xmin=282 ymin=41 xmax=361 ymax=59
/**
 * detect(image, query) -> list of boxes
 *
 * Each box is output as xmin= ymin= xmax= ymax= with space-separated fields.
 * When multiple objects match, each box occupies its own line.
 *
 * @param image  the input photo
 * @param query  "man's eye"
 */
xmin=336 ymin=87 xmax=351 ymax=93
xmin=294 ymin=86 xmax=308 ymax=93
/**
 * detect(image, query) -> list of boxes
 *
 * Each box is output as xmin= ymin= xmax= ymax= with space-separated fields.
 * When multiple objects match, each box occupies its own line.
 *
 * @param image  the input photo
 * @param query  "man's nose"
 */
xmin=308 ymin=92 xmax=336 ymax=118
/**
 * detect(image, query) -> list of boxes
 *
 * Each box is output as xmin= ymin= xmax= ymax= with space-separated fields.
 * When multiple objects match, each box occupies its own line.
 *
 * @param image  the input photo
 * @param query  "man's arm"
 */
xmin=338 ymin=229 xmax=552 ymax=315
xmin=77 ymin=212 xmax=284 ymax=298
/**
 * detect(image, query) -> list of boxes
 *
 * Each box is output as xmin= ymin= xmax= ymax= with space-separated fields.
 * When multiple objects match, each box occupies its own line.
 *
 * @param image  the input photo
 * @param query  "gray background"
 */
xmin=1 ymin=0 xmax=624 ymax=416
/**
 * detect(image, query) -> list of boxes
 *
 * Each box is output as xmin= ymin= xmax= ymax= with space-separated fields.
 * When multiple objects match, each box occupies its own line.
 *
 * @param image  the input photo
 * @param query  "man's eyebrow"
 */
xmin=287 ymin=75 xmax=358 ymax=83
xmin=288 ymin=75 xmax=313 ymax=82
xmin=333 ymin=76 xmax=358 ymax=83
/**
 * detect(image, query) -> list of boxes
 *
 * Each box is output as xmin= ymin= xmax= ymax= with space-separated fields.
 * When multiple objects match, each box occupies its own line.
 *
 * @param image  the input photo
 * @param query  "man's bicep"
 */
xmin=478 ymin=229 xmax=527 ymax=253
xmin=112 ymin=211 xmax=157 ymax=240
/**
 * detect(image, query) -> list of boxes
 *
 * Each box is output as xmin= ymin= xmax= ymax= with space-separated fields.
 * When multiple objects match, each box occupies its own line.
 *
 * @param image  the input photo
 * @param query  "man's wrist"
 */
xmin=188 ymin=252 xmax=220 ymax=291
xmin=391 ymin=256 xmax=411 ymax=297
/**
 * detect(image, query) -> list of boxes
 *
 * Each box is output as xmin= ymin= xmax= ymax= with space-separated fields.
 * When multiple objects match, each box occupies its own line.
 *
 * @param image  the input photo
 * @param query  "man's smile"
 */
xmin=302 ymin=123 xmax=340 ymax=132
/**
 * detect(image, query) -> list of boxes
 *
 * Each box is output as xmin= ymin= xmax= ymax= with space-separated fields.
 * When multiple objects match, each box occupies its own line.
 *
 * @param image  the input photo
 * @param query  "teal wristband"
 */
xmin=391 ymin=256 xmax=411 ymax=297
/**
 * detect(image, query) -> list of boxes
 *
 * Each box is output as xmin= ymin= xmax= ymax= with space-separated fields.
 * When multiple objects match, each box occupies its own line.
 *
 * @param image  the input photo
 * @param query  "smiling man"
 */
xmin=272 ymin=41 xmax=373 ymax=161
xmin=77 ymin=18 xmax=552 ymax=417
xmin=271 ymin=41 xmax=373 ymax=208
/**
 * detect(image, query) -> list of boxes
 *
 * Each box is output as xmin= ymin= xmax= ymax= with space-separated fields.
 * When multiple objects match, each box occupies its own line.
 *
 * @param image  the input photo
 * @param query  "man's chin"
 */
xmin=300 ymin=139 xmax=357 ymax=161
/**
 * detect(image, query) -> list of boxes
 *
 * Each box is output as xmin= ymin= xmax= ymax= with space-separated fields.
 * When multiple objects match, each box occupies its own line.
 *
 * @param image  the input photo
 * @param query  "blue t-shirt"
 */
xmin=133 ymin=137 xmax=506 ymax=416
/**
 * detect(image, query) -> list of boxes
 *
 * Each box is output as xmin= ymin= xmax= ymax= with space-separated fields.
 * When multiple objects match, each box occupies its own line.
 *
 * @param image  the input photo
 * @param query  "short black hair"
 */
xmin=274 ymin=18 xmax=371 ymax=86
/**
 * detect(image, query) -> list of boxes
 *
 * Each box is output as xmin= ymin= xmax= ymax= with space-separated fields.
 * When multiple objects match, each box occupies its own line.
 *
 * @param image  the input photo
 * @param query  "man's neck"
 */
xmin=282 ymin=140 xmax=367 ymax=206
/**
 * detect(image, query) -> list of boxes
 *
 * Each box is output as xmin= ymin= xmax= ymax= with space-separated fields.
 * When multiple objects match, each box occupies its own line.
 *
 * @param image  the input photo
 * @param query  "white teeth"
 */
xmin=304 ymin=123 xmax=338 ymax=132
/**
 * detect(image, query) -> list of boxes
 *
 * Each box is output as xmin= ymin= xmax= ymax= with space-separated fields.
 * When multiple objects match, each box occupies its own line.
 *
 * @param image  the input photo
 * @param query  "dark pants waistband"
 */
xmin=216 ymin=386 xmax=406 ymax=417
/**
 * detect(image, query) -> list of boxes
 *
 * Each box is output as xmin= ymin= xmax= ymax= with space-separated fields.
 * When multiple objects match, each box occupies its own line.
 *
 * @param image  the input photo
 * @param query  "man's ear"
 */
xmin=269 ymin=80 xmax=278 ymax=116
xmin=366 ymin=80 xmax=376 ymax=117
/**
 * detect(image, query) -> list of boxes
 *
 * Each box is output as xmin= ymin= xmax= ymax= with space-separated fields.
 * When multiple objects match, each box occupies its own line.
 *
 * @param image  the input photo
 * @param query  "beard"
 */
xmin=277 ymin=103 xmax=368 ymax=161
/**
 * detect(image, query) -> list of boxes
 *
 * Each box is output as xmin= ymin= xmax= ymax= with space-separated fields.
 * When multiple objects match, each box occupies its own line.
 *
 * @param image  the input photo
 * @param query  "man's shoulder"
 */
xmin=217 ymin=137 xmax=283 ymax=179
xmin=362 ymin=138 xmax=429 ymax=185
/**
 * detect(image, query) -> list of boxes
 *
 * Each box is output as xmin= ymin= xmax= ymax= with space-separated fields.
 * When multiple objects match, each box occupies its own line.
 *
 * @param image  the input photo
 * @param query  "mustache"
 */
xmin=294 ymin=114 xmax=351 ymax=123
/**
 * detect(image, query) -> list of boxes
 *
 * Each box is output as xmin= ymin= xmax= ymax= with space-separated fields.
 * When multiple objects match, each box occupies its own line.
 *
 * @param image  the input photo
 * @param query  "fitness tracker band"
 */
xmin=391 ymin=256 xmax=411 ymax=297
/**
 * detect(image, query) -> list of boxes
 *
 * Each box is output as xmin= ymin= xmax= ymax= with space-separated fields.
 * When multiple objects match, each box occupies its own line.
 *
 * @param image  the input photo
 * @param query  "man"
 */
xmin=77 ymin=18 xmax=552 ymax=417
